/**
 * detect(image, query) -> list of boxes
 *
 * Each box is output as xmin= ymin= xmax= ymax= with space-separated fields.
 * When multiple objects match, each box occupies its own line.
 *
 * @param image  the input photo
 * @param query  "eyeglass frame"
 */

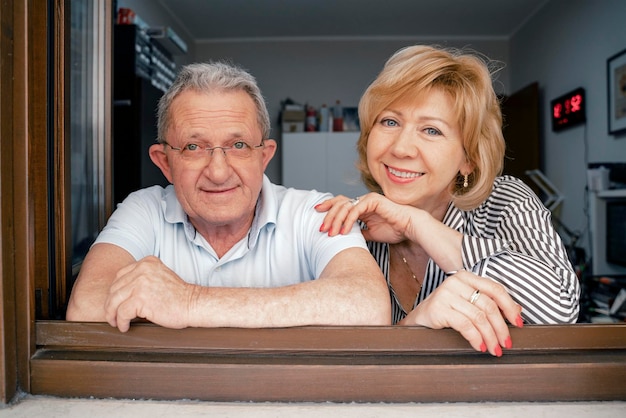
xmin=161 ymin=139 xmax=265 ymax=160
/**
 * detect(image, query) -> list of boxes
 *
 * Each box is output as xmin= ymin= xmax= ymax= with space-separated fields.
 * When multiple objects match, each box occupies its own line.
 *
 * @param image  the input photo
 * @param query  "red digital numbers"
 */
xmin=550 ymin=88 xmax=585 ymax=132
xmin=553 ymin=94 xmax=582 ymax=119
xmin=570 ymin=94 xmax=582 ymax=112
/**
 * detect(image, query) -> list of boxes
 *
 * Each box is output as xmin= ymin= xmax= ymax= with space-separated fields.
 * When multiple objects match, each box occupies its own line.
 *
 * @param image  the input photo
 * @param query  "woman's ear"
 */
xmin=149 ymin=143 xmax=174 ymax=184
xmin=461 ymin=157 xmax=475 ymax=178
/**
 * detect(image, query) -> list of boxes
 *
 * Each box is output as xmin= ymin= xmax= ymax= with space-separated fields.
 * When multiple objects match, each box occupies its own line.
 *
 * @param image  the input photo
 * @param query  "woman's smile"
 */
xmin=386 ymin=165 xmax=424 ymax=180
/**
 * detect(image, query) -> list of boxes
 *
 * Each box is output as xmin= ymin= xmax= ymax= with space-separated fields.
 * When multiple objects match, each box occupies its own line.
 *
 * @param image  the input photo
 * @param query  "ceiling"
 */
xmin=158 ymin=0 xmax=549 ymax=41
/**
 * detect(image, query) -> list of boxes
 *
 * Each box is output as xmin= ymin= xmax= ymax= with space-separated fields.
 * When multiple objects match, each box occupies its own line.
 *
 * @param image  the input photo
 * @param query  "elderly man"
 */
xmin=66 ymin=61 xmax=390 ymax=331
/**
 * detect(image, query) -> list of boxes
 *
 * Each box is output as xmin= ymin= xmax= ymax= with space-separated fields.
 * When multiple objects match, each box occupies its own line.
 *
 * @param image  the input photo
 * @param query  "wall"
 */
xmin=510 ymin=0 xmax=626 ymax=257
xmin=195 ymin=39 xmax=509 ymax=182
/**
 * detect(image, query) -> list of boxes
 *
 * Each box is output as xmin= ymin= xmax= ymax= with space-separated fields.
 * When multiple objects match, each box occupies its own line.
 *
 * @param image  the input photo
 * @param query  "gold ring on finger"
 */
xmin=469 ymin=289 xmax=481 ymax=305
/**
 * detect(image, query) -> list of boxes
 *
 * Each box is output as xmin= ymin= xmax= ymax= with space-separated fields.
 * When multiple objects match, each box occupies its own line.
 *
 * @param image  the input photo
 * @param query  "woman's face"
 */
xmin=366 ymin=88 xmax=472 ymax=215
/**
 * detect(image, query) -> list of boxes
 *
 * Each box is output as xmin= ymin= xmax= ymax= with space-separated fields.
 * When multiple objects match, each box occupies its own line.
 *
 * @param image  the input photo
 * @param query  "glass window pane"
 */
xmin=69 ymin=0 xmax=107 ymax=272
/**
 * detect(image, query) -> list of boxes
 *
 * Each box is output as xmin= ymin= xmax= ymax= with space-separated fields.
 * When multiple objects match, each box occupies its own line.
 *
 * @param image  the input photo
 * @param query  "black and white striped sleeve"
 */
xmin=460 ymin=176 xmax=580 ymax=324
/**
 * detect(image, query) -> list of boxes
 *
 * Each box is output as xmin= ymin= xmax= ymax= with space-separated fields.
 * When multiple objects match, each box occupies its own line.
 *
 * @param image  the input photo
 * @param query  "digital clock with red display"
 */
xmin=550 ymin=87 xmax=586 ymax=132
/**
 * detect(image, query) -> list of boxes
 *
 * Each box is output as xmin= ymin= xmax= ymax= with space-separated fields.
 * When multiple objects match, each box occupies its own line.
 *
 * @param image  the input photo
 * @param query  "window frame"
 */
xmin=2 ymin=0 xmax=626 ymax=405
xmin=31 ymin=321 xmax=626 ymax=402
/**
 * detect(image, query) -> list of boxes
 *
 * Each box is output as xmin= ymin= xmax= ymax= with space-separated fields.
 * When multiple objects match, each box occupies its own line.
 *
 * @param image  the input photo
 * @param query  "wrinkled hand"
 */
xmin=403 ymin=270 xmax=524 ymax=356
xmin=316 ymin=192 xmax=419 ymax=243
xmin=104 ymin=256 xmax=195 ymax=332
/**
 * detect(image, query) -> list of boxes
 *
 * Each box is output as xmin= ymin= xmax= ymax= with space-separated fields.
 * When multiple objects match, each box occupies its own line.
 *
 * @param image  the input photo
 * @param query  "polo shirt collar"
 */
xmin=162 ymin=185 xmax=197 ymax=239
xmin=160 ymin=176 xmax=277 ymax=247
xmin=248 ymin=175 xmax=277 ymax=248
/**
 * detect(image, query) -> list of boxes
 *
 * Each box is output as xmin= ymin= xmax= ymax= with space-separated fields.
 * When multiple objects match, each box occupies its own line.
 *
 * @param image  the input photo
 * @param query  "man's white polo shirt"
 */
xmin=94 ymin=175 xmax=367 ymax=287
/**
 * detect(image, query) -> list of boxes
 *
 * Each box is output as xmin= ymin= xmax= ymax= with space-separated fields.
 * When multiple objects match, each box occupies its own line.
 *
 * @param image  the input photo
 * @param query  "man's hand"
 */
xmin=68 ymin=243 xmax=390 ymax=330
xmin=104 ymin=256 xmax=195 ymax=332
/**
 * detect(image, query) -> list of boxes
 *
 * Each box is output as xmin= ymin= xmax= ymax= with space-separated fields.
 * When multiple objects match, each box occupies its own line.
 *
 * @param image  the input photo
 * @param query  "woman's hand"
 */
xmin=316 ymin=192 xmax=421 ymax=244
xmin=316 ymin=194 xmax=523 ymax=356
xmin=402 ymin=270 xmax=524 ymax=357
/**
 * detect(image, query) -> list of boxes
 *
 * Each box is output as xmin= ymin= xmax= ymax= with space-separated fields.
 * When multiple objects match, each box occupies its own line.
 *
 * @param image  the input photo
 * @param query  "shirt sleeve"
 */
xmin=460 ymin=178 xmax=580 ymax=324
xmin=296 ymin=191 xmax=368 ymax=278
xmin=93 ymin=187 xmax=163 ymax=260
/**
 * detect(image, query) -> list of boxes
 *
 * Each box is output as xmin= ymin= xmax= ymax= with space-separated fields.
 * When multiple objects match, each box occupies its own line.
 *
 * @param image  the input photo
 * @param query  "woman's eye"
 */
xmin=424 ymin=127 xmax=441 ymax=136
xmin=184 ymin=143 xmax=200 ymax=151
xmin=381 ymin=118 xmax=398 ymax=127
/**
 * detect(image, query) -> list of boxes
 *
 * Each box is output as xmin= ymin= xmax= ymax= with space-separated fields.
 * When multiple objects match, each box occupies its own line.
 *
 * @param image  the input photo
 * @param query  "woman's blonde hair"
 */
xmin=357 ymin=45 xmax=505 ymax=210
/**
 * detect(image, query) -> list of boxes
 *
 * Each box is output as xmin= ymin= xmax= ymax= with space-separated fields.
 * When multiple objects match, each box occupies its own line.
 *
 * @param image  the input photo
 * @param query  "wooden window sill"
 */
xmin=31 ymin=321 xmax=626 ymax=402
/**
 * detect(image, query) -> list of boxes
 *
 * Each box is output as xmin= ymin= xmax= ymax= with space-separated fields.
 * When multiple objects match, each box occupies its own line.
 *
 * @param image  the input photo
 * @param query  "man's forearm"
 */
xmin=185 ymin=275 xmax=390 ymax=328
xmin=184 ymin=248 xmax=391 ymax=328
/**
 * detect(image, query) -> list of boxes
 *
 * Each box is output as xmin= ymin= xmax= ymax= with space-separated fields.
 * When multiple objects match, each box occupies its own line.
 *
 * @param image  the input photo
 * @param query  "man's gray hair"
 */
xmin=156 ymin=61 xmax=271 ymax=143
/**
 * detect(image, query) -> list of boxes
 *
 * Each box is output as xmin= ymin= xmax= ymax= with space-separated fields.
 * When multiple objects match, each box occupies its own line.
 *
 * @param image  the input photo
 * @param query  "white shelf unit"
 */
xmin=281 ymin=132 xmax=369 ymax=198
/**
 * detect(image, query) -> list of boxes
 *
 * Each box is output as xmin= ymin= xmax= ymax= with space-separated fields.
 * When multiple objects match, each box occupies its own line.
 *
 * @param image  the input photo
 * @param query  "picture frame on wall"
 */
xmin=607 ymin=48 xmax=626 ymax=135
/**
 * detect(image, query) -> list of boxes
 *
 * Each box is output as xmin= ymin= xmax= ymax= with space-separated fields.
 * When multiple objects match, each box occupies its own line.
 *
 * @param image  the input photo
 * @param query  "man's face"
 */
xmin=152 ymin=89 xmax=276 ymax=236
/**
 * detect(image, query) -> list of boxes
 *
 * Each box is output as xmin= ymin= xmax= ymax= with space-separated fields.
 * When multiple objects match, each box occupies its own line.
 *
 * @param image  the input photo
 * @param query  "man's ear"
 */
xmin=149 ymin=143 xmax=174 ymax=184
xmin=261 ymin=139 xmax=277 ymax=170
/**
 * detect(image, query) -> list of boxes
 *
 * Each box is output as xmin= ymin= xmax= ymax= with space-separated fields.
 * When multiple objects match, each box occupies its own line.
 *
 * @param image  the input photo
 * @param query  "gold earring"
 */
xmin=463 ymin=174 xmax=469 ymax=188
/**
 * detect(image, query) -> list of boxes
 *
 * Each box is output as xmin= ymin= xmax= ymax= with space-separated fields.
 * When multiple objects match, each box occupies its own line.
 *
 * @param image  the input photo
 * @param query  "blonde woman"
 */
xmin=317 ymin=45 xmax=580 ymax=356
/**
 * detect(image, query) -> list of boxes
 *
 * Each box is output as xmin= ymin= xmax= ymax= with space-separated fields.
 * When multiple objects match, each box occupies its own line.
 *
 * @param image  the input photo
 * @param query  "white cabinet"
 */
xmin=281 ymin=132 xmax=369 ymax=198
xmin=588 ymin=189 xmax=626 ymax=275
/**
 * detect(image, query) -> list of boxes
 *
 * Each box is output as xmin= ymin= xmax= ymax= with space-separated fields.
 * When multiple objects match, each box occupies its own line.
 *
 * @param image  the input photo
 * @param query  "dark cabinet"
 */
xmin=113 ymin=24 xmax=173 ymax=204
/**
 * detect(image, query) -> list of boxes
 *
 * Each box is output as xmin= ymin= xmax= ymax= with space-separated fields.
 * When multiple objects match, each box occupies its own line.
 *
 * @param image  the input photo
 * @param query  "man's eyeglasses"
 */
xmin=163 ymin=140 xmax=264 ymax=161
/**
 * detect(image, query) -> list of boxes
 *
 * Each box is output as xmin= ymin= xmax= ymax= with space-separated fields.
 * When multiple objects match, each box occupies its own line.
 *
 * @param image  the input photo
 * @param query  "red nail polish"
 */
xmin=494 ymin=345 xmax=502 ymax=357
xmin=319 ymin=224 xmax=325 ymax=232
xmin=516 ymin=315 xmax=524 ymax=328
xmin=504 ymin=336 xmax=512 ymax=349
xmin=480 ymin=342 xmax=487 ymax=353
xmin=314 ymin=204 xmax=321 ymax=209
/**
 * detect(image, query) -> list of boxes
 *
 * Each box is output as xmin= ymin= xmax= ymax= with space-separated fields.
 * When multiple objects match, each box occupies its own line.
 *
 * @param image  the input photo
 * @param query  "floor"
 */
xmin=0 ymin=396 xmax=625 ymax=417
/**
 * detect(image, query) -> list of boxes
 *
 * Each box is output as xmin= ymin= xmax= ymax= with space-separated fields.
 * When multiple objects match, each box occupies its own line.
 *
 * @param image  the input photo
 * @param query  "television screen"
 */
xmin=607 ymin=200 xmax=626 ymax=267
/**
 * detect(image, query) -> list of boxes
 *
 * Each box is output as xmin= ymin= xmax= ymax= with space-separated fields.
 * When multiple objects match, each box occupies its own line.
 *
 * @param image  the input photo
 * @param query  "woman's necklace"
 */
xmin=392 ymin=244 xmax=423 ymax=292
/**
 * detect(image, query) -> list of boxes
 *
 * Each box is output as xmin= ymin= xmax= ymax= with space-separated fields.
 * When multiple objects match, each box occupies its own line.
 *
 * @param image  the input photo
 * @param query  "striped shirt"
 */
xmin=367 ymin=175 xmax=581 ymax=325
